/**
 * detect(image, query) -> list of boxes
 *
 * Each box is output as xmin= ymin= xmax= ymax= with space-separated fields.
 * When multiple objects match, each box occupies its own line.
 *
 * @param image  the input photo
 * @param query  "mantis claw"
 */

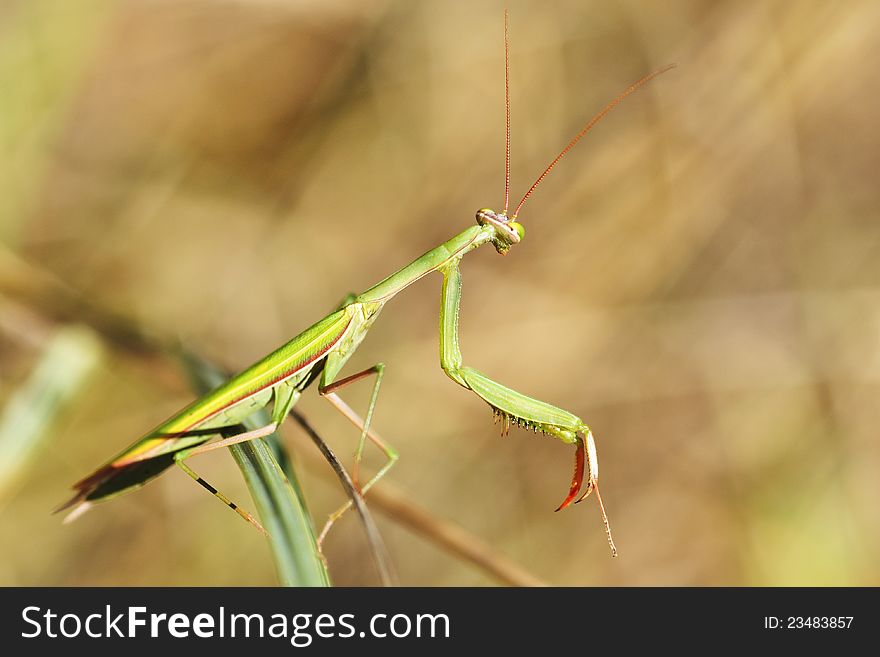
xmin=574 ymin=430 xmax=599 ymax=504
xmin=569 ymin=431 xmax=618 ymax=557
xmin=574 ymin=481 xmax=594 ymax=504
xmin=554 ymin=434 xmax=586 ymax=511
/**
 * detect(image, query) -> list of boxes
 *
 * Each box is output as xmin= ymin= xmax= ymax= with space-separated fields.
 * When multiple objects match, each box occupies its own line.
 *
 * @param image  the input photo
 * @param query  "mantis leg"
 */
xmin=320 ymin=364 xmax=389 ymax=488
xmin=168 ymin=382 xmax=300 ymax=535
xmin=174 ymin=458 xmax=266 ymax=535
xmin=437 ymin=256 xmax=584 ymax=430
xmin=288 ymin=409 xmax=397 ymax=585
xmin=437 ymin=257 xmax=617 ymax=555
xmin=171 ymin=423 xmax=277 ymax=534
xmin=174 ymin=423 xmax=279 ymax=459
xmin=316 ymin=364 xmax=399 ymax=545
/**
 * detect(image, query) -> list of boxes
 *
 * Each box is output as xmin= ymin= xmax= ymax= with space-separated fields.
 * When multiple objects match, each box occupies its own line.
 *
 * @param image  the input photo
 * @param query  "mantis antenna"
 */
xmin=503 ymin=9 xmax=512 ymax=215
xmin=501 ymin=9 xmax=675 ymax=219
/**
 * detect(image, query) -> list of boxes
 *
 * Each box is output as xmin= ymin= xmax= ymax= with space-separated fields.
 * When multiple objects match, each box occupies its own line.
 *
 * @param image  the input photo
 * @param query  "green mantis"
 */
xmin=58 ymin=13 xmax=673 ymax=559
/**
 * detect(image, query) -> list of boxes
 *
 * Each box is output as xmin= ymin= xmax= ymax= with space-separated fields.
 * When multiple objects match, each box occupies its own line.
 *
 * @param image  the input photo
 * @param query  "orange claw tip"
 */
xmin=554 ymin=499 xmax=571 ymax=513
xmin=554 ymin=435 xmax=586 ymax=512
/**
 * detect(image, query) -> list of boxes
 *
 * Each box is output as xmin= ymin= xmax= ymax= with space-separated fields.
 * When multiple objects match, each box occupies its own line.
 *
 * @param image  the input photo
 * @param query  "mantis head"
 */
xmin=476 ymin=208 xmax=525 ymax=255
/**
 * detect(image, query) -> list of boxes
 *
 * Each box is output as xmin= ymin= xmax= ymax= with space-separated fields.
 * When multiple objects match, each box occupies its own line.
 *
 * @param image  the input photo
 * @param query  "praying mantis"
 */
xmin=58 ymin=12 xmax=674 ymax=558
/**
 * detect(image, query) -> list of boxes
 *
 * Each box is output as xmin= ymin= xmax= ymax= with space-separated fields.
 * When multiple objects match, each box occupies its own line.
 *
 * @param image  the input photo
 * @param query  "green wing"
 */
xmin=62 ymin=308 xmax=353 ymax=506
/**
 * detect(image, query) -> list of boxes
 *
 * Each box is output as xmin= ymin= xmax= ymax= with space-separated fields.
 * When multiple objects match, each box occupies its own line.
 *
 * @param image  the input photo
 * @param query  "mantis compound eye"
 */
xmin=509 ymin=221 xmax=525 ymax=242
xmin=475 ymin=208 xmax=499 ymax=224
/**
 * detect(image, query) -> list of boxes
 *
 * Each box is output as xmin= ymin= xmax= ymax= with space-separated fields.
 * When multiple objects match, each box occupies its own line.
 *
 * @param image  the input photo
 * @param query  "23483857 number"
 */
xmin=787 ymin=617 xmax=853 ymax=629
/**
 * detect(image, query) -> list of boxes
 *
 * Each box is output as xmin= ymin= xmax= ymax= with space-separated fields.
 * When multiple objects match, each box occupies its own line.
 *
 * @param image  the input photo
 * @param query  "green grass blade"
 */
xmin=0 ymin=325 xmax=102 ymax=500
xmin=178 ymin=351 xmax=330 ymax=587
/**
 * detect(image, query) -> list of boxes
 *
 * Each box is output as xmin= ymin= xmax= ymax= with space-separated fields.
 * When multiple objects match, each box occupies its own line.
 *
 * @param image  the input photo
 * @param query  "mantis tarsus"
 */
xmin=59 ymin=13 xmax=674 ymax=559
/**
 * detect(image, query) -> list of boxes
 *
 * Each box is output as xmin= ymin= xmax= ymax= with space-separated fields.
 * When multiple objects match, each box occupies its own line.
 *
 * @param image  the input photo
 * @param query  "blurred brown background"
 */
xmin=1 ymin=0 xmax=878 ymax=586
